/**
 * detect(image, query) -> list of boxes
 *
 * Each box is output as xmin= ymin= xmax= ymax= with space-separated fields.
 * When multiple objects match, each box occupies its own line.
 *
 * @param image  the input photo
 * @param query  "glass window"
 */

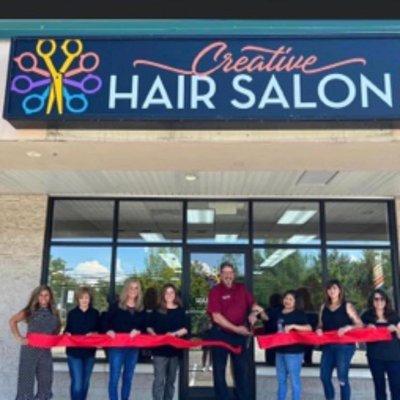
xmin=48 ymin=246 xmax=112 ymax=325
xmin=326 ymin=202 xmax=390 ymax=245
xmin=187 ymin=201 xmax=248 ymax=244
xmin=253 ymin=248 xmax=322 ymax=362
xmin=52 ymin=200 xmax=114 ymax=242
xmin=118 ymin=201 xmax=183 ymax=243
xmin=253 ymin=202 xmax=320 ymax=245
xmin=115 ymin=247 xmax=182 ymax=296
xmin=327 ymin=249 xmax=393 ymax=312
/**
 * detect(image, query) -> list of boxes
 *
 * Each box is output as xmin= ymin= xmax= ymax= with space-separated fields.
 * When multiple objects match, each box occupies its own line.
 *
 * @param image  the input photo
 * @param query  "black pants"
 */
xmin=211 ymin=346 xmax=250 ymax=400
xmin=368 ymin=356 xmax=400 ymax=400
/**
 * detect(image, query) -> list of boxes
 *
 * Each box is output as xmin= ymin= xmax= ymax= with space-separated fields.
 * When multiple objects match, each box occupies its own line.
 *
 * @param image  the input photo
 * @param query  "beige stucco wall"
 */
xmin=0 ymin=195 xmax=47 ymax=400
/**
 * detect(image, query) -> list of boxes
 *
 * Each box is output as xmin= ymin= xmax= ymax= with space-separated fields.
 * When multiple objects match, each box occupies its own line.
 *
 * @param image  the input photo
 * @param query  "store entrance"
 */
xmin=180 ymin=247 xmax=255 ymax=400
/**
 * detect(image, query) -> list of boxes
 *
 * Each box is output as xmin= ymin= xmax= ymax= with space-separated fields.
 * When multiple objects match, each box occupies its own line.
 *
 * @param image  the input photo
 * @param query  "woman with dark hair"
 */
xmin=361 ymin=288 xmax=400 ymax=400
xmin=317 ymin=279 xmax=363 ymax=400
xmin=147 ymin=283 xmax=188 ymax=400
xmin=106 ymin=278 xmax=147 ymax=400
xmin=9 ymin=285 xmax=61 ymax=400
xmin=65 ymin=286 xmax=100 ymax=400
xmin=259 ymin=290 xmax=311 ymax=400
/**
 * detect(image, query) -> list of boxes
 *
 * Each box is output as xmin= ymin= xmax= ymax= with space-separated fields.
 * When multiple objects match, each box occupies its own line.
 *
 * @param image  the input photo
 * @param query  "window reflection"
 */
xmin=327 ymin=249 xmax=393 ymax=311
xmin=326 ymin=202 xmax=389 ymax=245
xmin=118 ymin=201 xmax=183 ymax=243
xmin=253 ymin=202 xmax=320 ymax=245
xmin=115 ymin=247 xmax=182 ymax=295
xmin=52 ymin=200 xmax=114 ymax=242
xmin=48 ymin=246 xmax=112 ymax=324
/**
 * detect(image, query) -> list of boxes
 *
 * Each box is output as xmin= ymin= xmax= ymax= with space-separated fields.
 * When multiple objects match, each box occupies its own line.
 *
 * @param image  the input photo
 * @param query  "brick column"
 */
xmin=0 ymin=195 xmax=47 ymax=400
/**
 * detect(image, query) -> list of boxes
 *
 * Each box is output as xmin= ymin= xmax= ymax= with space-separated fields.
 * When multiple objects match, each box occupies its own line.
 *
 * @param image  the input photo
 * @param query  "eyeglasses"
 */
xmin=373 ymin=297 xmax=385 ymax=302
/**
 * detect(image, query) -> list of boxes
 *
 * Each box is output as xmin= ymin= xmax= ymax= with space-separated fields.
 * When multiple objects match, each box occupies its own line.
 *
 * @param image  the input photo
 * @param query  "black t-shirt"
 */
xmin=269 ymin=309 xmax=309 ymax=354
xmin=64 ymin=306 xmax=100 ymax=358
xmin=106 ymin=302 xmax=147 ymax=333
xmin=361 ymin=310 xmax=400 ymax=361
xmin=147 ymin=307 xmax=189 ymax=357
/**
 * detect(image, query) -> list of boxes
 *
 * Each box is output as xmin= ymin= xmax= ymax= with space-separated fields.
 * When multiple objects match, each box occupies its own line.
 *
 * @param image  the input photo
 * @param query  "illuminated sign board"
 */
xmin=4 ymin=36 xmax=400 ymax=128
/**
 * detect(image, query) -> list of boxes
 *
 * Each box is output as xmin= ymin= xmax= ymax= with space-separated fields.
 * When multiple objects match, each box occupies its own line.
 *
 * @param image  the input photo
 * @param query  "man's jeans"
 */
xmin=108 ymin=348 xmax=139 ymax=400
xmin=67 ymin=355 xmax=95 ymax=400
xmin=320 ymin=344 xmax=355 ymax=400
xmin=276 ymin=352 xmax=303 ymax=400
xmin=211 ymin=346 xmax=250 ymax=400
xmin=152 ymin=356 xmax=179 ymax=400
xmin=367 ymin=356 xmax=400 ymax=400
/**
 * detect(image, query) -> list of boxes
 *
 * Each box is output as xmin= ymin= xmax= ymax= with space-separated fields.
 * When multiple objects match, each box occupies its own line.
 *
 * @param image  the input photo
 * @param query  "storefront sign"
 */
xmin=4 ymin=36 xmax=400 ymax=128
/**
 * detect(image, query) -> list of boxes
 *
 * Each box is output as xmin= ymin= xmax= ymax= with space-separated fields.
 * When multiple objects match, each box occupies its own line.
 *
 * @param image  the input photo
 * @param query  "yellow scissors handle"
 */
xmin=36 ymin=39 xmax=58 ymax=78
xmin=60 ymin=39 xmax=83 ymax=74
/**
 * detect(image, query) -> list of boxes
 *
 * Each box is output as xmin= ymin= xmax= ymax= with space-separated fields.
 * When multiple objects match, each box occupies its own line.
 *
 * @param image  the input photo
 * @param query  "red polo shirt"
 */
xmin=207 ymin=282 xmax=254 ymax=327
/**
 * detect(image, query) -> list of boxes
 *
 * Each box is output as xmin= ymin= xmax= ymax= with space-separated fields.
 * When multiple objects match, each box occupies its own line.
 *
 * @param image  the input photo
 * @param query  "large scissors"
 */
xmin=36 ymin=39 xmax=83 ymax=115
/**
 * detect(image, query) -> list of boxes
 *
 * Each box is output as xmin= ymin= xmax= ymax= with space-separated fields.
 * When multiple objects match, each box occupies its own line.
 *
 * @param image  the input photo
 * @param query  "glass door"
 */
xmin=180 ymin=248 xmax=254 ymax=399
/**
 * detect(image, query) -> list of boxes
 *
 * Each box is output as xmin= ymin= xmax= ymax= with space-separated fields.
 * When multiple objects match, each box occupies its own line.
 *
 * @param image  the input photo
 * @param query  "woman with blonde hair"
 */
xmin=105 ymin=278 xmax=147 ymax=400
xmin=9 ymin=284 xmax=61 ymax=400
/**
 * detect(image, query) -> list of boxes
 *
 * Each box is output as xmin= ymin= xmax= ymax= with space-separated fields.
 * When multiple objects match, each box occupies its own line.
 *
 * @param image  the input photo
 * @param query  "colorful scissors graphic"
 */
xmin=12 ymin=38 xmax=102 ymax=115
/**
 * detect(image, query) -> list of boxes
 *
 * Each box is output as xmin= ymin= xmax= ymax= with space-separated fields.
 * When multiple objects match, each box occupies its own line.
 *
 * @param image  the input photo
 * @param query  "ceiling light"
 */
xmin=286 ymin=235 xmax=317 ymax=244
xmin=26 ymin=151 xmax=42 ymax=158
xmin=139 ymin=232 xmax=165 ymax=242
xmin=260 ymin=235 xmax=316 ymax=267
xmin=277 ymin=210 xmax=317 ymax=225
xmin=215 ymin=234 xmax=239 ymax=242
xmin=185 ymin=174 xmax=198 ymax=181
xmin=187 ymin=209 xmax=215 ymax=224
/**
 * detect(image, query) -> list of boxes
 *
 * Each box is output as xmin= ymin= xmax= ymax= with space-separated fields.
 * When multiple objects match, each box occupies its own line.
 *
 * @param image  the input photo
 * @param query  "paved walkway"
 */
xmin=52 ymin=366 xmax=377 ymax=400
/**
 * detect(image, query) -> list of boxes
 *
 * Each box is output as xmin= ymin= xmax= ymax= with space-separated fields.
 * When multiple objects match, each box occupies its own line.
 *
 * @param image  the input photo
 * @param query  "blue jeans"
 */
xmin=211 ymin=346 xmax=250 ymax=400
xmin=367 ymin=356 xmax=400 ymax=400
xmin=320 ymin=344 xmax=355 ymax=400
xmin=276 ymin=352 xmax=303 ymax=400
xmin=108 ymin=348 xmax=139 ymax=400
xmin=67 ymin=355 xmax=95 ymax=400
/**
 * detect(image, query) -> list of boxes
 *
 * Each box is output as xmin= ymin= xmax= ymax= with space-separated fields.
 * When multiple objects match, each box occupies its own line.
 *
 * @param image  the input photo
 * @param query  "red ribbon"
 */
xmin=27 ymin=333 xmax=242 ymax=354
xmin=257 ymin=327 xmax=393 ymax=350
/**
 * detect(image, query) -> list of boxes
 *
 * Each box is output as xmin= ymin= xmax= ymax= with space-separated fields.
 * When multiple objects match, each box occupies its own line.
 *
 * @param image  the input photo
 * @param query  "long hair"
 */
xmin=324 ymin=279 xmax=346 ymax=306
xmin=159 ymin=283 xmax=182 ymax=312
xmin=119 ymin=278 xmax=144 ymax=311
xmin=367 ymin=288 xmax=395 ymax=320
xmin=22 ymin=285 xmax=59 ymax=321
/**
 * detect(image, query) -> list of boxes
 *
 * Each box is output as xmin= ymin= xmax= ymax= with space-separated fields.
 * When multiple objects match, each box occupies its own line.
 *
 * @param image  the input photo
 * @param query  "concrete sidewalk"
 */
xmin=52 ymin=365 xmax=376 ymax=400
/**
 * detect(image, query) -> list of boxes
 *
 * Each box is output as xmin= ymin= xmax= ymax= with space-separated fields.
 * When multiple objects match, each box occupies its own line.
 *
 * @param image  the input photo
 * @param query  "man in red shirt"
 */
xmin=207 ymin=261 xmax=262 ymax=400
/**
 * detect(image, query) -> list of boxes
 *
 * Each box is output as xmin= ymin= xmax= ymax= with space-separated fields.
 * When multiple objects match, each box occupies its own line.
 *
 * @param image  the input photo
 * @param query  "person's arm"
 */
xmin=211 ymin=312 xmax=250 ymax=336
xmin=315 ymin=304 xmax=324 ymax=335
xmin=285 ymin=324 xmax=312 ymax=332
xmin=9 ymin=310 xmax=28 ymax=345
xmin=338 ymin=302 xmax=363 ymax=336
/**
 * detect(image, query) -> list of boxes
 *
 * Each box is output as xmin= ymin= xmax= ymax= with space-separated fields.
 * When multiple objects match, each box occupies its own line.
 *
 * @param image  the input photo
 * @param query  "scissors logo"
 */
xmin=11 ymin=39 xmax=102 ymax=115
